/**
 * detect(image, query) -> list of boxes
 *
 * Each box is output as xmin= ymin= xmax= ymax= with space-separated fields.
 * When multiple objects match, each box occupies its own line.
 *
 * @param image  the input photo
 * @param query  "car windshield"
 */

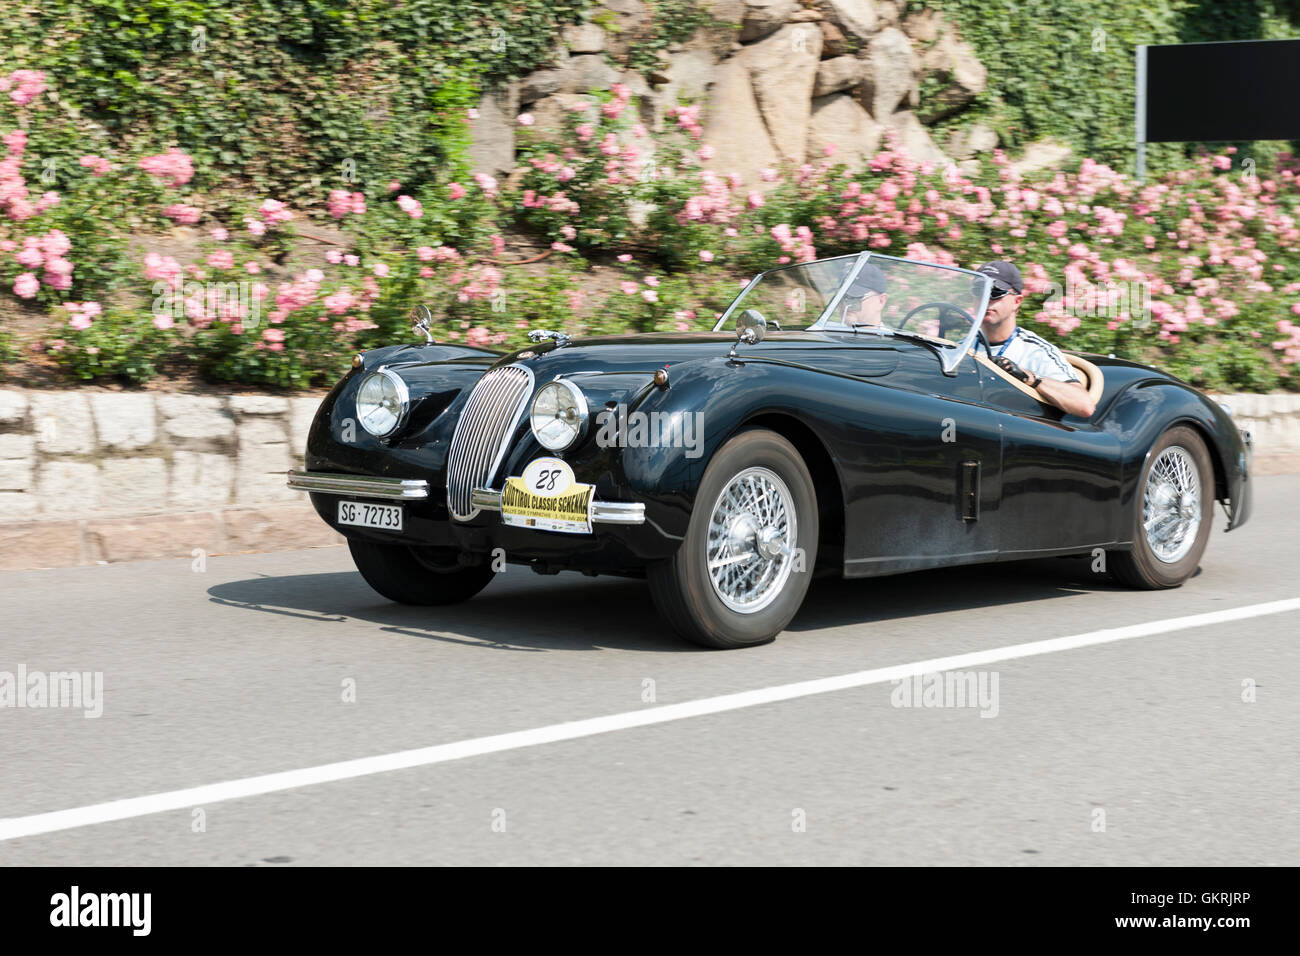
xmin=717 ymin=253 xmax=993 ymax=355
xmin=717 ymin=255 xmax=861 ymax=331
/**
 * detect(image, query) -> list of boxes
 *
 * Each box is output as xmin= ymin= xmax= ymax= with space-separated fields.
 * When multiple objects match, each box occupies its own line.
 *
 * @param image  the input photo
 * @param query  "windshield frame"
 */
xmin=714 ymin=252 xmax=994 ymax=375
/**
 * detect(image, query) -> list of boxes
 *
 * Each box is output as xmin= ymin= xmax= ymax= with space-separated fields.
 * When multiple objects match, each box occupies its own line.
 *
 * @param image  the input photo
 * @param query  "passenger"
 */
xmin=840 ymin=263 xmax=889 ymax=328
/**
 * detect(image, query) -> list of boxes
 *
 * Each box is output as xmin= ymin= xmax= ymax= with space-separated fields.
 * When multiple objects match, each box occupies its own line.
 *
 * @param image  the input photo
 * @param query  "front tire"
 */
xmin=348 ymin=539 xmax=495 ymax=605
xmin=648 ymin=428 xmax=818 ymax=649
xmin=1110 ymin=425 xmax=1214 ymax=589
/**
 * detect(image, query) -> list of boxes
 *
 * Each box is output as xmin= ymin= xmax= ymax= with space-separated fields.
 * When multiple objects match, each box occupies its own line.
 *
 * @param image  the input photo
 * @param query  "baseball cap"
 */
xmin=847 ymin=263 xmax=888 ymax=296
xmin=975 ymin=260 xmax=1023 ymax=294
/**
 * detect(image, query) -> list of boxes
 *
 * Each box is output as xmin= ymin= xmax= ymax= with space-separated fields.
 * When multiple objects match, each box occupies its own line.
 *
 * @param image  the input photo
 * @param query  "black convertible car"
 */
xmin=288 ymin=253 xmax=1252 ymax=648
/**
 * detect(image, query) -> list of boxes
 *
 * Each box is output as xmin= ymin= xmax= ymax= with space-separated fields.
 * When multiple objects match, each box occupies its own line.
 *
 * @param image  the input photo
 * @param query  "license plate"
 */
xmin=501 ymin=475 xmax=594 ymax=534
xmin=337 ymin=500 xmax=404 ymax=531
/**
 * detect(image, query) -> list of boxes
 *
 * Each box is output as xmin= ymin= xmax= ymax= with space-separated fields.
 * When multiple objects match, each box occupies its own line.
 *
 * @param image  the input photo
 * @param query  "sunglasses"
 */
xmin=987 ymin=286 xmax=1017 ymax=300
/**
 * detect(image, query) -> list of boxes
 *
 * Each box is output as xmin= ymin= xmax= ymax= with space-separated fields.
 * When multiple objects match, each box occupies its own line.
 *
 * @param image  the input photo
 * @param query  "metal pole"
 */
xmin=1135 ymin=44 xmax=1148 ymax=183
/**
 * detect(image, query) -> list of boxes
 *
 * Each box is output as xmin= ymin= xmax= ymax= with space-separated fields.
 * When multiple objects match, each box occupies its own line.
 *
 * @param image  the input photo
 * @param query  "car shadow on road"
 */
xmin=206 ymin=553 xmax=1130 ymax=652
xmin=207 ymin=570 xmax=675 ymax=653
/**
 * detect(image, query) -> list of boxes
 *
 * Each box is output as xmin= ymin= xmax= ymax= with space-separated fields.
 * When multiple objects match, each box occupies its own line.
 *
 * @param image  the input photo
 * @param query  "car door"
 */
xmin=975 ymin=360 xmax=1121 ymax=554
xmin=831 ymin=341 xmax=1005 ymax=576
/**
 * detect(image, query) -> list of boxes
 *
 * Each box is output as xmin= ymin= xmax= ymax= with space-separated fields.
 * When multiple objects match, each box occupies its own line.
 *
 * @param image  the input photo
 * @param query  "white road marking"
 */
xmin=3 ymin=596 xmax=1298 ymax=842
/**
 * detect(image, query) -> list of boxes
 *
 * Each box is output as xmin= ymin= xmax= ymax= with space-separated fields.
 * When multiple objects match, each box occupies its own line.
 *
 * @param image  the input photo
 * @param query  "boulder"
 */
xmin=1011 ymin=140 xmax=1073 ymax=177
xmin=740 ymin=0 xmax=797 ymax=43
xmin=813 ymin=55 xmax=866 ymax=97
xmin=690 ymin=0 xmax=748 ymax=58
xmin=901 ymin=8 xmax=943 ymax=44
xmin=662 ymin=48 xmax=715 ymax=102
xmin=746 ymin=23 xmax=823 ymax=164
xmin=881 ymin=110 xmax=948 ymax=165
xmin=918 ymin=32 xmax=987 ymax=121
xmin=823 ymin=0 xmax=876 ymax=41
xmin=819 ymin=20 xmax=850 ymax=57
xmin=652 ymin=48 xmax=717 ymax=130
xmin=569 ymin=54 xmax=621 ymax=93
xmin=701 ymin=56 xmax=780 ymax=180
xmin=520 ymin=93 xmax=591 ymax=139
xmin=947 ymin=123 xmax=998 ymax=159
xmin=603 ymin=0 xmax=651 ymax=58
xmin=563 ymin=22 xmax=607 ymax=54
xmin=468 ymin=83 xmax=518 ymax=179
xmin=876 ymin=0 xmax=903 ymax=29
xmin=807 ymin=93 xmax=882 ymax=168
xmin=858 ymin=27 xmax=917 ymax=119
xmin=519 ymin=69 xmax=567 ymax=105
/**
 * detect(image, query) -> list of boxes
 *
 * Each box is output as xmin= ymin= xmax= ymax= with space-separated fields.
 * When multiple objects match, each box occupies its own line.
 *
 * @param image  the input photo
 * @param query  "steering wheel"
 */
xmin=897 ymin=301 xmax=978 ymax=346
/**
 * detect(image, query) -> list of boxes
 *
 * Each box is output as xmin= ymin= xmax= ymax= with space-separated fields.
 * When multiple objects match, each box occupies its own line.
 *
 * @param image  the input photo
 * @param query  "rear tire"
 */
xmin=348 ymin=539 xmax=494 ymax=605
xmin=648 ymin=428 xmax=818 ymax=649
xmin=1110 ymin=425 xmax=1214 ymax=589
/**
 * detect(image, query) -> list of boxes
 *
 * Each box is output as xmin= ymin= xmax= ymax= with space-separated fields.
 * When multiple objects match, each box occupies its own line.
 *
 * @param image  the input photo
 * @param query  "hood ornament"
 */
xmin=528 ymin=328 xmax=571 ymax=349
xmin=410 ymin=304 xmax=434 ymax=344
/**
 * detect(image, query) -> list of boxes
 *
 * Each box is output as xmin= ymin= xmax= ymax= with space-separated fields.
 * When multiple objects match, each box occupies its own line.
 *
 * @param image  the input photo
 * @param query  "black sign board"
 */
xmin=1143 ymin=38 xmax=1300 ymax=143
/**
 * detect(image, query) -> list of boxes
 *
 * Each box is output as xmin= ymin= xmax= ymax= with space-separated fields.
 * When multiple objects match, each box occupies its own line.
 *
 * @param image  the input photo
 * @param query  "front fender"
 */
xmin=611 ymin=357 xmax=847 ymax=540
xmin=1102 ymin=379 xmax=1251 ymax=535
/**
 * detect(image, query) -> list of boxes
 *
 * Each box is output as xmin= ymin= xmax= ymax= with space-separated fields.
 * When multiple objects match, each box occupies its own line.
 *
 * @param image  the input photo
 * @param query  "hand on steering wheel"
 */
xmin=993 ymin=355 xmax=1041 ymax=389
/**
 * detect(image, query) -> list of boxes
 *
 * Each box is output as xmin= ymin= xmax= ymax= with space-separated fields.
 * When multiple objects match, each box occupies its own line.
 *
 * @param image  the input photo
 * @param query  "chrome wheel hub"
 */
xmin=1143 ymin=445 xmax=1201 ymax=564
xmin=706 ymin=467 xmax=797 ymax=614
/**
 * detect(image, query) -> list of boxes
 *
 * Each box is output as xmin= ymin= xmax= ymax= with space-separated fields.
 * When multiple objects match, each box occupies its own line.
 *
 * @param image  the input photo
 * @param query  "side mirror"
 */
xmin=410 ymin=304 xmax=434 ymax=344
xmin=736 ymin=308 xmax=767 ymax=345
xmin=728 ymin=309 xmax=767 ymax=361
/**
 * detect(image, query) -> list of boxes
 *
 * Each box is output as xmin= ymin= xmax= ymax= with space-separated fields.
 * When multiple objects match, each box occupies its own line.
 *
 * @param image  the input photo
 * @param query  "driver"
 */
xmin=840 ymin=263 xmax=888 ymax=328
xmin=975 ymin=261 xmax=1096 ymax=418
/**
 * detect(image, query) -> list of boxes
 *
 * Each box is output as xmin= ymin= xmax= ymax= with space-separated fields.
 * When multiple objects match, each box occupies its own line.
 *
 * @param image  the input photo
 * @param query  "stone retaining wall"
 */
xmin=0 ymin=389 xmax=342 ymax=570
xmin=0 ymin=386 xmax=1295 ymax=570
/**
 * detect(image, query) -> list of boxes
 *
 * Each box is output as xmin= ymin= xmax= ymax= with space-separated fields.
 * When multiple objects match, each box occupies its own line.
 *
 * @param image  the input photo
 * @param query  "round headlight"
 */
xmin=356 ymin=368 xmax=409 ymax=438
xmin=530 ymin=379 xmax=588 ymax=451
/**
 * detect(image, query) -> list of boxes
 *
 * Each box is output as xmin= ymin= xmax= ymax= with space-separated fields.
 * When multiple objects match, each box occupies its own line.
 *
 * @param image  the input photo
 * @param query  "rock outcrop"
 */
xmin=469 ymin=1 xmax=1001 ymax=182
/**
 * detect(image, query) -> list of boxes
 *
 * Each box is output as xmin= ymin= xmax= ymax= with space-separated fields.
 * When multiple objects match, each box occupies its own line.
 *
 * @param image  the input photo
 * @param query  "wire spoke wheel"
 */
xmin=705 ymin=466 xmax=797 ymax=614
xmin=1141 ymin=445 xmax=1202 ymax=564
xmin=648 ymin=428 xmax=817 ymax=648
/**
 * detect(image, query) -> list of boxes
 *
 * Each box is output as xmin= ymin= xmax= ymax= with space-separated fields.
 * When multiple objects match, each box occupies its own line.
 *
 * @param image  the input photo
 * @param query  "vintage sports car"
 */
xmin=288 ymin=253 xmax=1252 ymax=649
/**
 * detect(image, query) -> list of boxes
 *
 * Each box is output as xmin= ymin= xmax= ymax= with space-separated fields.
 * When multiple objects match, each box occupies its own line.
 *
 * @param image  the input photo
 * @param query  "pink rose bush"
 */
xmin=4 ymin=66 xmax=1300 ymax=392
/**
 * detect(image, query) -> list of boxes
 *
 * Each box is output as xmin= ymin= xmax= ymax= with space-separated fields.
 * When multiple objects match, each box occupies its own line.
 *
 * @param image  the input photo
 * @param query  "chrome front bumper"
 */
xmin=471 ymin=487 xmax=645 ymax=525
xmin=287 ymin=470 xmax=430 ymax=500
xmin=286 ymin=471 xmax=645 ymax=525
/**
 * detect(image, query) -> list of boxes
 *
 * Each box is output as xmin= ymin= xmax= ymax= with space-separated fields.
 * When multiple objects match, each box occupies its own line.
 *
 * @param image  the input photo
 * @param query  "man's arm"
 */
xmin=993 ymin=355 xmax=1097 ymax=417
xmin=1034 ymin=376 xmax=1096 ymax=418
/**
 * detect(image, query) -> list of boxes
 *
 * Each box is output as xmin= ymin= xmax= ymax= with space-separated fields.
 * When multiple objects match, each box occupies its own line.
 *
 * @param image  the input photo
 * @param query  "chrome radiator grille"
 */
xmin=446 ymin=364 xmax=534 ymax=520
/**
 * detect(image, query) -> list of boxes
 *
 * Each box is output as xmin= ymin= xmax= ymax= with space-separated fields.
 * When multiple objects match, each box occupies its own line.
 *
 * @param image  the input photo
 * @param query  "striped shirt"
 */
xmin=988 ymin=327 xmax=1081 ymax=384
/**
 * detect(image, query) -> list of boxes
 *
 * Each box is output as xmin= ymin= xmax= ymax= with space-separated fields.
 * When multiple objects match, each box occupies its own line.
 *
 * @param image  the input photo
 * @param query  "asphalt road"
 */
xmin=1 ymin=475 xmax=1297 ymax=866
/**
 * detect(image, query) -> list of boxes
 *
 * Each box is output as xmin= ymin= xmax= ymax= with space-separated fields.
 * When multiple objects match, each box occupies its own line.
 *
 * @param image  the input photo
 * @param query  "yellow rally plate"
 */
xmin=501 ymin=458 xmax=594 ymax=534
